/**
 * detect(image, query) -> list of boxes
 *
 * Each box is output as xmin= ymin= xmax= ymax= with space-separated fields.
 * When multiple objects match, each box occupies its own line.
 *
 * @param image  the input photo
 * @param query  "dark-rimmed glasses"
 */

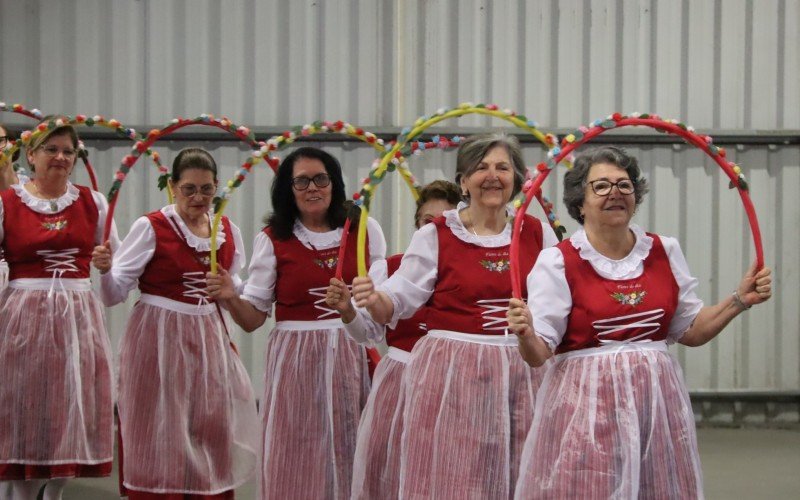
xmin=0 ymin=136 xmax=8 ymax=148
xmin=291 ymin=173 xmax=331 ymax=191
xmin=587 ymin=179 xmax=635 ymax=196
xmin=177 ymin=184 xmax=217 ymax=197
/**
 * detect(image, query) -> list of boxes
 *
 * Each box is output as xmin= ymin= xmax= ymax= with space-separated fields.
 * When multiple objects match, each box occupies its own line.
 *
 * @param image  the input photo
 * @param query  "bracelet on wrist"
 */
xmin=732 ymin=289 xmax=751 ymax=311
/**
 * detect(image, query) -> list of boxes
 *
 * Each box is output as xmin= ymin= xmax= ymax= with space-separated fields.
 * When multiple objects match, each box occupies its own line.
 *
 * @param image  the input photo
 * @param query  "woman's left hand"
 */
xmin=737 ymin=261 xmax=773 ymax=308
xmin=206 ymin=268 xmax=237 ymax=300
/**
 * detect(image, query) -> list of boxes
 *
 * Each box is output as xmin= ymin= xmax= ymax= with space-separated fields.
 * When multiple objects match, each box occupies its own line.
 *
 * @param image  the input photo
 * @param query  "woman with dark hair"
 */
xmin=509 ymin=146 xmax=772 ymax=498
xmin=351 ymin=134 xmax=558 ymax=498
xmin=326 ymin=179 xmax=462 ymax=499
xmin=0 ymin=120 xmax=118 ymax=500
xmin=207 ymin=146 xmax=386 ymax=499
xmin=93 ymin=148 xmax=258 ymax=499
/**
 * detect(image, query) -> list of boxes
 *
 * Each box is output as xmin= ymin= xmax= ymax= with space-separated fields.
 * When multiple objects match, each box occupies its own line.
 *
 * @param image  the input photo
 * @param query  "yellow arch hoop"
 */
xmin=355 ymin=103 xmax=563 ymax=276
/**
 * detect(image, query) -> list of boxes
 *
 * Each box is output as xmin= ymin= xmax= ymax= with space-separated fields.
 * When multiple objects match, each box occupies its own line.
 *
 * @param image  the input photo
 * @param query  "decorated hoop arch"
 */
xmin=104 ymin=114 xmax=270 ymax=244
xmin=209 ymin=120 xmax=423 ymax=274
xmin=0 ymin=113 xmax=168 ymax=196
xmin=0 ymin=102 xmax=107 ymax=191
xmin=509 ymin=112 xmax=764 ymax=299
xmin=354 ymin=103 xmax=569 ymax=277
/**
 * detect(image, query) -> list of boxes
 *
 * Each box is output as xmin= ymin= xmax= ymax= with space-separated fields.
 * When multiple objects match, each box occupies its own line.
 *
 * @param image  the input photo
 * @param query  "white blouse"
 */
xmin=528 ymin=224 xmax=704 ymax=351
xmin=100 ymin=205 xmax=245 ymax=306
xmin=0 ymin=182 xmax=120 ymax=249
xmin=241 ymin=217 xmax=387 ymax=314
xmin=379 ymin=204 xmax=560 ymax=327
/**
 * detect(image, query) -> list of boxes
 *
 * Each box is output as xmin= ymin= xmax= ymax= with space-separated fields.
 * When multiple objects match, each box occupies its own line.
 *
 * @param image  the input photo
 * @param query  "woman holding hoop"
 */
xmin=0 ymin=120 xmax=117 ymax=500
xmin=93 ymin=148 xmax=258 ymax=499
xmin=208 ymin=146 xmax=386 ymax=499
xmin=351 ymin=133 xmax=558 ymax=498
xmin=326 ymin=179 xmax=461 ymax=499
xmin=508 ymin=146 xmax=772 ymax=498
xmin=0 ymin=123 xmax=23 ymax=190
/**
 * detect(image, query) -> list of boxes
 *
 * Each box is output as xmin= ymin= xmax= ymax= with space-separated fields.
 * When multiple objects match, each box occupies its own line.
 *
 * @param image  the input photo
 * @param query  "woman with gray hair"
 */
xmin=509 ymin=146 xmax=772 ymax=498
xmin=351 ymin=133 xmax=558 ymax=498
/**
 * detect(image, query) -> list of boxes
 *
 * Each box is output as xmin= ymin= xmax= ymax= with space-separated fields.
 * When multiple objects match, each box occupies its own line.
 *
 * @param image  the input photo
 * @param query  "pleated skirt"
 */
xmin=514 ymin=342 xmax=703 ymax=500
xmin=259 ymin=321 xmax=370 ymax=500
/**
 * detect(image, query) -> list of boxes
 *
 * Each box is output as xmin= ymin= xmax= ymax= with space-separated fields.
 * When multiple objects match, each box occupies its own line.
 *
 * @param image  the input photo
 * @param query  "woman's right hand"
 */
xmin=507 ymin=297 xmax=534 ymax=337
xmin=206 ymin=268 xmax=237 ymax=300
xmin=91 ymin=241 xmax=112 ymax=274
xmin=352 ymin=276 xmax=379 ymax=308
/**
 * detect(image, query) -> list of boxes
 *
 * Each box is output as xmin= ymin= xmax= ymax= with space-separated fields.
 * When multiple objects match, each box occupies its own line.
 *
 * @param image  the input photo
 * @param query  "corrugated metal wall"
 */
xmin=1 ymin=0 xmax=798 ymax=396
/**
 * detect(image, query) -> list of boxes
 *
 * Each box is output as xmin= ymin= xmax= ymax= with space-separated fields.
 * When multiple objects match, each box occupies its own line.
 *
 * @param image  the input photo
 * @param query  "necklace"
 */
xmin=29 ymin=181 xmax=65 ymax=213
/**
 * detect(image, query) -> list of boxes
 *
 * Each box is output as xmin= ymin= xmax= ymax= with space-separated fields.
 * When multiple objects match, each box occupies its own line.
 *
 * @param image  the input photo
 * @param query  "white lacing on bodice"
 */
xmin=182 ymin=271 xmax=210 ymax=305
xmin=592 ymin=308 xmax=666 ymax=344
xmin=308 ymin=285 xmax=344 ymax=320
xmin=38 ymin=248 xmax=80 ymax=274
xmin=476 ymin=298 xmax=512 ymax=332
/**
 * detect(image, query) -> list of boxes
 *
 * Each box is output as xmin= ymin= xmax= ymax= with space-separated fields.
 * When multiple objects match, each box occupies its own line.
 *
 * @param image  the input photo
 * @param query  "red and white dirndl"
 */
xmin=384 ymin=214 xmax=548 ymax=499
xmin=351 ymin=253 xmax=426 ymax=500
xmin=514 ymin=230 xmax=704 ymax=499
xmin=114 ymin=211 xmax=259 ymax=496
xmin=253 ymin=223 xmax=381 ymax=499
xmin=350 ymin=347 xmax=411 ymax=500
xmin=0 ymin=184 xmax=114 ymax=480
xmin=514 ymin=343 xmax=702 ymax=500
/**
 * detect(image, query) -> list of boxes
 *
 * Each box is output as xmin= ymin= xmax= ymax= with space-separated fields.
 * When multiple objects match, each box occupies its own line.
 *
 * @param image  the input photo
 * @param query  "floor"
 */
xmin=13 ymin=428 xmax=800 ymax=499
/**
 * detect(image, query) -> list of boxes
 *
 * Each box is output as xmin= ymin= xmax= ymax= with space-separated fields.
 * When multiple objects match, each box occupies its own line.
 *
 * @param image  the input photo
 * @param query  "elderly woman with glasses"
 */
xmin=351 ymin=133 xmax=558 ymax=498
xmin=92 ymin=148 xmax=258 ymax=499
xmin=207 ymin=146 xmax=386 ymax=499
xmin=0 ymin=119 xmax=119 ymax=500
xmin=508 ymin=146 xmax=772 ymax=498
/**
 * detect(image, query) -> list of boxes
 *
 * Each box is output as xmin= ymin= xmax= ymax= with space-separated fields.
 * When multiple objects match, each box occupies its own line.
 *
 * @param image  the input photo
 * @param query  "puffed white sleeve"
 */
xmin=541 ymin=219 xmax=560 ymax=249
xmin=241 ymin=231 xmax=276 ymax=314
xmin=227 ymin=220 xmax=246 ymax=293
xmin=366 ymin=217 xmax=387 ymax=264
xmin=92 ymin=190 xmax=121 ymax=251
xmin=342 ymin=258 xmax=389 ymax=345
xmin=662 ymin=236 xmax=704 ymax=342
xmin=100 ymin=216 xmax=156 ymax=306
xmin=528 ymin=247 xmax=572 ymax=352
xmin=377 ymin=223 xmax=438 ymax=328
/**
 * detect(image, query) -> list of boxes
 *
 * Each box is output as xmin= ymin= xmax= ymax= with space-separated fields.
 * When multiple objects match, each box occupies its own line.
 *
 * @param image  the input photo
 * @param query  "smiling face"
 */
xmin=26 ymin=132 xmax=77 ymax=183
xmin=292 ymin=156 xmax=333 ymax=222
xmin=460 ymin=145 xmax=515 ymax=209
xmin=580 ymin=162 xmax=636 ymax=229
xmin=170 ymin=168 xmax=217 ymax=221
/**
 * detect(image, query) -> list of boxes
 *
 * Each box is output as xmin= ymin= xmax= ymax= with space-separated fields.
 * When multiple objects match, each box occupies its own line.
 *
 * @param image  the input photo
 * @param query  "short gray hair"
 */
xmin=455 ymin=133 xmax=526 ymax=200
xmin=563 ymin=146 xmax=649 ymax=224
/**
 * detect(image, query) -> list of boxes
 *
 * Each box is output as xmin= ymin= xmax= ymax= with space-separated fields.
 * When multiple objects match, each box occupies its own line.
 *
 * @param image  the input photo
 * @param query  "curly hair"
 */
xmin=563 ymin=146 xmax=649 ymax=225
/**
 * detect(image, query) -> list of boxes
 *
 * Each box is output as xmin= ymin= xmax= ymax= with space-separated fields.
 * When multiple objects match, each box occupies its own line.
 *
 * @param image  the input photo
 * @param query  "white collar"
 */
xmin=292 ymin=220 xmax=342 ymax=249
xmin=162 ymin=204 xmax=227 ymax=252
xmin=570 ymin=224 xmax=653 ymax=278
xmin=441 ymin=201 xmax=514 ymax=247
xmin=12 ymin=181 xmax=80 ymax=214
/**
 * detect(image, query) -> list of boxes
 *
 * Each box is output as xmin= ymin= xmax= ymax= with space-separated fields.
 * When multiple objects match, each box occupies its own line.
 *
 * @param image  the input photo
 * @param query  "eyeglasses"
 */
xmin=587 ymin=179 xmax=635 ymax=196
xmin=40 ymin=145 xmax=77 ymax=159
xmin=0 ymin=136 xmax=8 ymax=148
xmin=291 ymin=173 xmax=331 ymax=191
xmin=177 ymin=184 xmax=217 ymax=197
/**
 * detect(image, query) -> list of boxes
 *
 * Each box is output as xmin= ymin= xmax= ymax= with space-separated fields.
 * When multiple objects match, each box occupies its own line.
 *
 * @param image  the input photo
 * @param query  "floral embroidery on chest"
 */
xmin=479 ymin=250 xmax=510 ymax=273
xmin=610 ymin=283 xmax=647 ymax=307
xmin=41 ymin=215 xmax=69 ymax=231
xmin=197 ymin=254 xmax=211 ymax=267
xmin=314 ymin=255 xmax=338 ymax=270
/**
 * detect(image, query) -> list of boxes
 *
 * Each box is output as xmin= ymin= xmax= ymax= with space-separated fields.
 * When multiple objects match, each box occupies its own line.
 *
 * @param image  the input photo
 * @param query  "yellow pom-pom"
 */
xmin=513 ymin=199 xmax=522 ymax=209
xmin=733 ymin=165 xmax=742 ymax=175
xmin=566 ymin=134 xmax=576 ymax=143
